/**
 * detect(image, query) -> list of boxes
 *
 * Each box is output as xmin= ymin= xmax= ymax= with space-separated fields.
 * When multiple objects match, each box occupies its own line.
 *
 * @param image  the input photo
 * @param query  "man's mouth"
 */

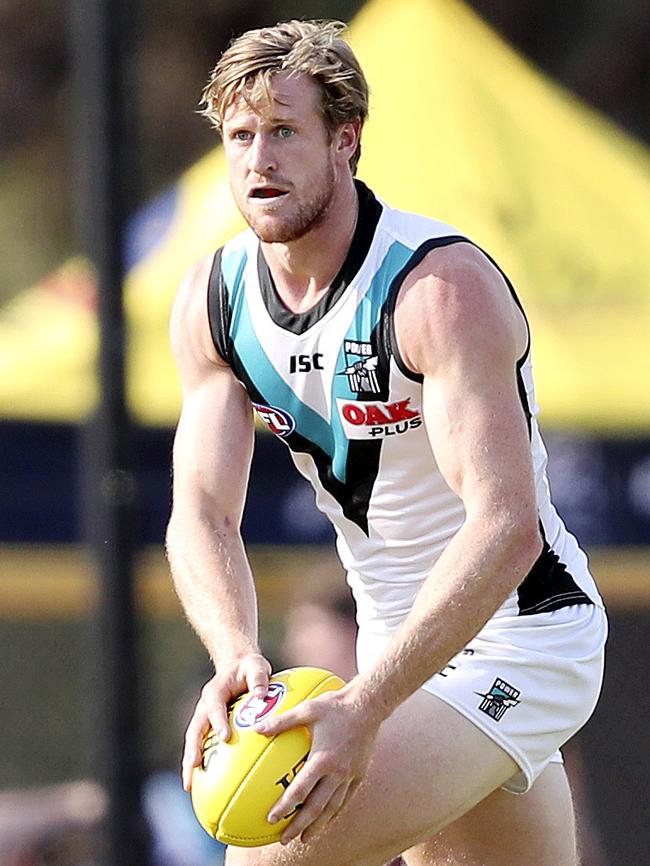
xmin=249 ymin=187 xmax=289 ymax=200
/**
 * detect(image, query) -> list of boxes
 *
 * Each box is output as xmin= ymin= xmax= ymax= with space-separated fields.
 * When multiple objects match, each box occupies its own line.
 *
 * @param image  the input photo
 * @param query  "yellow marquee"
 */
xmin=1 ymin=0 xmax=649 ymax=429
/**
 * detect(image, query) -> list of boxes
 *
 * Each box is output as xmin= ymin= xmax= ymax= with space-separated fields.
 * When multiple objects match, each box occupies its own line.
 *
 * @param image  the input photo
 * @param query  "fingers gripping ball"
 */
xmin=191 ymin=666 xmax=344 ymax=847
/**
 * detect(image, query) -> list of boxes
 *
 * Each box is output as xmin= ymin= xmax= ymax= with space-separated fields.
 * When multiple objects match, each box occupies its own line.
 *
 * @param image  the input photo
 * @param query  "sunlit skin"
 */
xmin=221 ymin=72 xmax=361 ymax=312
xmin=165 ymin=34 xmax=598 ymax=861
xmin=169 ymin=67 xmax=586 ymax=864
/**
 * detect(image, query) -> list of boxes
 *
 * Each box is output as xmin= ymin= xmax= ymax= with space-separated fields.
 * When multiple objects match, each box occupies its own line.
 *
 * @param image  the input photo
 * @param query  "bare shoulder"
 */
xmin=394 ymin=242 xmax=528 ymax=376
xmin=170 ymin=252 xmax=226 ymax=379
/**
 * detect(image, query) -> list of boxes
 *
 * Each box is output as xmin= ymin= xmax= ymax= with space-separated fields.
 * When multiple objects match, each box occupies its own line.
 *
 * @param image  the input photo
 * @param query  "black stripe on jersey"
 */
xmin=379 ymin=236 xmax=468 ymax=383
xmin=256 ymin=180 xmax=383 ymax=335
xmin=379 ymin=234 xmax=593 ymax=613
xmin=293 ymin=434 xmax=383 ymax=535
xmin=229 ymin=347 xmax=382 ymax=534
xmin=378 ymin=235 xmax=532 ymax=391
xmin=517 ymin=534 xmax=593 ymax=614
xmin=331 ymin=307 xmax=393 ymax=528
xmin=207 ymin=247 xmax=233 ymax=365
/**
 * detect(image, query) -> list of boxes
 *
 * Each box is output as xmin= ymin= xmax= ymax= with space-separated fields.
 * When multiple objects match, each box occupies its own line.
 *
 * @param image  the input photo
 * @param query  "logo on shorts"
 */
xmin=233 ymin=682 xmax=287 ymax=728
xmin=476 ymin=678 xmax=520 ymax=722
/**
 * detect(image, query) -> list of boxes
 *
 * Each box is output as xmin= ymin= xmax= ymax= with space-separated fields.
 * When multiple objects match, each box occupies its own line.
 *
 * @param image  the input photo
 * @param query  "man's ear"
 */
xmin=335 ymin=117 xmax=362 ymax=162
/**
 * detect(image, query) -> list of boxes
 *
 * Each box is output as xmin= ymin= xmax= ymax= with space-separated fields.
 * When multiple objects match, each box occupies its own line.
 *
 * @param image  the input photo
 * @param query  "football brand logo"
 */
xmin=200 ymin=729 xmax=220 ymax=771
xmin=234 ymin=682 xmax=287 ymax=729
xmin=274 ymin=752 xmax=310 ymax=819
xmin=253 ymin=402 xmax=296 ymax=437
xmin=336 ymin=397 xmax=422 ymax=440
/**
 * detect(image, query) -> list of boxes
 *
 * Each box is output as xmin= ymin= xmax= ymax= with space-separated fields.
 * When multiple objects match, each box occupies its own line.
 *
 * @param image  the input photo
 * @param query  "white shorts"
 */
xmin=356 ymin=603 xmax=608 ymax=793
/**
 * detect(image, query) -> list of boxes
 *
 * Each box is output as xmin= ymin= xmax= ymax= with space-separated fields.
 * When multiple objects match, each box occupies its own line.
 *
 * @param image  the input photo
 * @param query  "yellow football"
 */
xmin=190 ymin=666 xmax=345 ymax=847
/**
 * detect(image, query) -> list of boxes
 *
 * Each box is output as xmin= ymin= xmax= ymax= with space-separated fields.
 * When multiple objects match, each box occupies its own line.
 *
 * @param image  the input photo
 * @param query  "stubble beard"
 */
xmin=240 ymin=159 xmax=336 ymax=244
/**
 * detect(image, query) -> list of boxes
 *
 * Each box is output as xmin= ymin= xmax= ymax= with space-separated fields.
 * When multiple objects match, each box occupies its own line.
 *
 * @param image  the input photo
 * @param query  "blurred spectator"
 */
xmin=142 ymin=770 xmax=224 ymax=866
xmin=0 ymin=690 xmax=225 ymax=866
xmin=142 ymin=674 xmax=226 ymax=866
xmin=0 ymin=780 xmax=104 ymax=866
xmin=281 ymin=585 xmax=358 ymax=681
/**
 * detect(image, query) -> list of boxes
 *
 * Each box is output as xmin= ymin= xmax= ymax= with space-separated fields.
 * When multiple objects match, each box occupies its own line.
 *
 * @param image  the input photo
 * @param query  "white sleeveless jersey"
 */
xmin=207 ymin=182 xmax=602 ymax=631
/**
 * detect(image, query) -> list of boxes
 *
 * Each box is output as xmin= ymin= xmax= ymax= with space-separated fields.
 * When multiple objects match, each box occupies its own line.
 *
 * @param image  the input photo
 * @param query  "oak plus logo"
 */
xmin=252 ymin=402 xmax=295 ymax=437
xmin=336 ymin=397 xmax=422 ymax=440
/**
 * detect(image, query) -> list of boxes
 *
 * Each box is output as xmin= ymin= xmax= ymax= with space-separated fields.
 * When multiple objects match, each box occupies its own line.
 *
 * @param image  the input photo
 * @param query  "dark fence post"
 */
xmin=70 ymin=1 xmax=149 ymax=864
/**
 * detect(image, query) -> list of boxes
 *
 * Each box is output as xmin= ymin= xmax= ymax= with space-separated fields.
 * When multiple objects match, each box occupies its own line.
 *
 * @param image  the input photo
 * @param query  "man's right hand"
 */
xmin=182 ymin=652 xmax=272 ymax=790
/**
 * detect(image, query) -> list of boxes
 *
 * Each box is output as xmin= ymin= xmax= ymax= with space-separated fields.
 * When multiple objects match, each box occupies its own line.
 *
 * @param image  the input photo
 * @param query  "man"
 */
xmin=166 ymin=19 xmax=607 ymax=866
xmin=281 ymin=576 xmax=358 ymax=683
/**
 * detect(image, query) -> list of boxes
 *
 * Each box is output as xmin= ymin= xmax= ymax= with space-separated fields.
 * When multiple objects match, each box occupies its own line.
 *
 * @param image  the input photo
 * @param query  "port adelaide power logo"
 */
xmin=476 ymin=678 xmax=521 ymax=722
xmin=337 ymin=340 xmax=422 ymax=440
xmin=340 ymin=340 xmax=381 ymax=394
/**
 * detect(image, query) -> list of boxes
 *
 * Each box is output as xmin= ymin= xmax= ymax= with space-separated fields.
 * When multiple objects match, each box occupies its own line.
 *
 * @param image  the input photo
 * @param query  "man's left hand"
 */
xmin=254 ymin=684 xmax=380 ymax=845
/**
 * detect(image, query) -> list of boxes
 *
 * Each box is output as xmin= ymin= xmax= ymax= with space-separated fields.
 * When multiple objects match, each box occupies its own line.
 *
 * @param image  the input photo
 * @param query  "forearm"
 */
xmin=166 ymin=509 xmax=260 ymax=667
xmin=347 ymin=514 xmax=542 ymax=722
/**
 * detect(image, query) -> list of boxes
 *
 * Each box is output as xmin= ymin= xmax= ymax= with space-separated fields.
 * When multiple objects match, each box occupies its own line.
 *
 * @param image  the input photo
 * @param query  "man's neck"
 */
xmin=260 ymin=176 xmax=359 ymax=314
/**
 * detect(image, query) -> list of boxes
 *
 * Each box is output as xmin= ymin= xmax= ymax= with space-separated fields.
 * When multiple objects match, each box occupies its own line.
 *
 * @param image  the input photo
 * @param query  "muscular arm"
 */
xmin=262 ymin=243 xmax=544 ymax=843
xmin=166 ymin=256 xmax=270 ymax=785
xmin=167 ymin=255 xmax=257 ymax=663
xmin=349 ymin=242 xmax=543 ymax=718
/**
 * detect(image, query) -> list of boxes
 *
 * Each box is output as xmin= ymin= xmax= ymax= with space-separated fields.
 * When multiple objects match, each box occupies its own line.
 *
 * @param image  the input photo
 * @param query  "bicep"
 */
xmin=422 ymin=358 xmax=535 ymax=523
xmin=172 ymin=369 xmax=255 ymax=527
xmin=399 ymin=245 xmax=537 ymax=524
xmin=169 ymin=257 xmax=255 ymax=527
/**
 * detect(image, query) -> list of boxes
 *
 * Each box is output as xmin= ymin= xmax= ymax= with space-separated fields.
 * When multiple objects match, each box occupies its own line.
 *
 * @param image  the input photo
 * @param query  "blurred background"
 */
xmin=1 ymin=0 xmax=649 ymax=864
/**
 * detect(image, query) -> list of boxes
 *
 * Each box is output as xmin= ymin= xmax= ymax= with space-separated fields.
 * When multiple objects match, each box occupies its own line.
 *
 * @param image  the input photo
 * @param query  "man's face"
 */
xmin=222 ymin=72 xmax=340 ymax=244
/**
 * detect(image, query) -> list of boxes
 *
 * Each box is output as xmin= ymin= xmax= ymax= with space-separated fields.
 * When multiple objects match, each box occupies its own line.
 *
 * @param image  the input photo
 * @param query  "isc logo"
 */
xmin=289 ymin=353 xmax=324 ymax=373
xmin=253 ymin=403 xmax=296 ymax=437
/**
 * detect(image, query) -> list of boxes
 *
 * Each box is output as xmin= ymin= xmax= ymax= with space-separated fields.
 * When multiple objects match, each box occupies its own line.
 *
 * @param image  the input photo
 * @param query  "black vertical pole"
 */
xmin=70 ymin=2 xmax=149 ymax=865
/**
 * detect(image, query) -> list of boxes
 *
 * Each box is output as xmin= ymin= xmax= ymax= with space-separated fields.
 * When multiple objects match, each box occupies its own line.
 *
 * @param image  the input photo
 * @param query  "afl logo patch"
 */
xmin=253 ymin=402 xmax=296 ymax=437
xmin=234 ymin=682 xmax=287 ymax=728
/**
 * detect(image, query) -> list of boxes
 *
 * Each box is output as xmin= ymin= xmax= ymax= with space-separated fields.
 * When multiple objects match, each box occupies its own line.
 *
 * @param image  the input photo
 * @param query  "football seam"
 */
xmin=218 ymin=737 xmax=282 ymax=843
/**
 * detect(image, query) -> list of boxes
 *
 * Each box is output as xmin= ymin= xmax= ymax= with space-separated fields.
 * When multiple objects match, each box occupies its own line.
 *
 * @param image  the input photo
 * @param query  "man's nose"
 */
xmin=248 ymin=133 xmax=277 ymax=174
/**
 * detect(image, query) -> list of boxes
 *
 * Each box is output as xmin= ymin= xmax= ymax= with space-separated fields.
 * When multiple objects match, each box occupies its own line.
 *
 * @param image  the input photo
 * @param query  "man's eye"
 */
xmin=233 ymin=130 xmax=251 ymax=142
xmin=276 ymin=127 xmax=294 ymax=139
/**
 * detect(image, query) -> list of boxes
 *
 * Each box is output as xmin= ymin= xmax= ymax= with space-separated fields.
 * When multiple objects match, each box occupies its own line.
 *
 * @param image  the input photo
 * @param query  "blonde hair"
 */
xmin=200 ymin=20 xmax=369 ymax=173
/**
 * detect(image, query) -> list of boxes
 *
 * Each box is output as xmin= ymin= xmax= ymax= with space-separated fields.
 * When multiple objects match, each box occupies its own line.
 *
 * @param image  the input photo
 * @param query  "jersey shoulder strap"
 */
xmin=206 ymin=247 xmax=230 ymax=364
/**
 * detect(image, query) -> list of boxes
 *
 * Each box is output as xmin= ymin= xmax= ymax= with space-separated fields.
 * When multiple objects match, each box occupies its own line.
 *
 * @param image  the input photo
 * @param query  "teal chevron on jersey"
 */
xmin=329 ymin=239 xmax=414 ymax=479
xmin=353 ymin=240 xmax=413 ymax=345
xmin=221 ymin=243 xmax=248 ymax=305
xmin=232 ymin=289 xmax=334 ymax=458
xmin=338 ymin=239 xmax=412 ymax=401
